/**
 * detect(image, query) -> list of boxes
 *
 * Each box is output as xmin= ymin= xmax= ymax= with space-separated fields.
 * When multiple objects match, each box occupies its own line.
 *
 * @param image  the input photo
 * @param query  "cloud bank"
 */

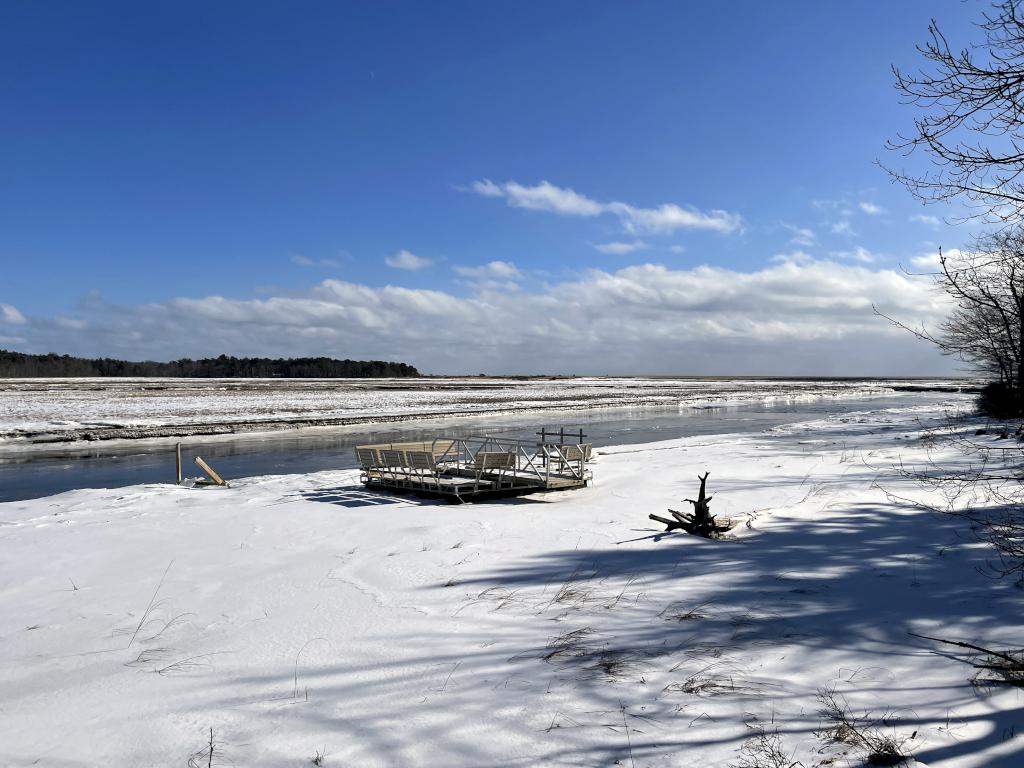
xmin=1 ymin=258 xmax=956 ymax=376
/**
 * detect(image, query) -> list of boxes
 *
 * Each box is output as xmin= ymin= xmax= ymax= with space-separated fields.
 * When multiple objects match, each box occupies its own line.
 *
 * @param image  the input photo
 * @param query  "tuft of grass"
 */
xmin=816 ymin=687 xmax=914 ymax=766
xmin=664 ymin=661 xmax=756 ymax=698
xmin=731 ymin=723 xmax=802 ymax=768
xmin=583 ymin=650 xmax=648 ymax=682
xmin=544 ymin=570 xmax=642 ymax=612
xmin=542 ymin=627 xmax=595 ymax=662
xmin=535 ymin=627 xmax=649 ymax=682
xmin=659 ymin=601 xmax=710 ymax=622
xmin=550 ymin=578 xmax=595 ymax=607
xmin=463 ymin=586 xmax=524 ymax=612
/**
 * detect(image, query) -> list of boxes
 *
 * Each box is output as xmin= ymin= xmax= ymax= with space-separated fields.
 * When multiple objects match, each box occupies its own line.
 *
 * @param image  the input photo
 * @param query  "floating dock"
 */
xmin=354 ymin=428 xmax=593 ymax=501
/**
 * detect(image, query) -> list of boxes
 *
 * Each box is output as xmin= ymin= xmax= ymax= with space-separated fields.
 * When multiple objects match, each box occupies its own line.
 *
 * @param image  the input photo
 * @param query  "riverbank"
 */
xmin=1 ymin=400 xmax=1020 ymax=767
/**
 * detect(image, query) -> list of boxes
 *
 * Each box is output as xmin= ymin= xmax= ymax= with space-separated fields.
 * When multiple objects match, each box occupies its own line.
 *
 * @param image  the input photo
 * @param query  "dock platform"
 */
xmin=354 ymin=429 xmax=593 ymax=501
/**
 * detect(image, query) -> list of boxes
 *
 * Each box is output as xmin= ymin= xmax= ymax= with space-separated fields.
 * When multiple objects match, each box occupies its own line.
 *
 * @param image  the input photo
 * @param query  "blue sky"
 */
xmin=0 ymin=1 xmax=984 ymax=373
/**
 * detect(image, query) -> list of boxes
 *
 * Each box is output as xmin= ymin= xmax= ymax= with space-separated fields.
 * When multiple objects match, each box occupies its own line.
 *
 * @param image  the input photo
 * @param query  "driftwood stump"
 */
xmin=650 ymin=472 xmax=732 ymax=538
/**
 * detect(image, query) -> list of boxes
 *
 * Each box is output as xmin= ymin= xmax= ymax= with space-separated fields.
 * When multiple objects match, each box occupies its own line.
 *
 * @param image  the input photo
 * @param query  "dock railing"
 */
xmin=355 ymin=429 xmax=592 ymax=498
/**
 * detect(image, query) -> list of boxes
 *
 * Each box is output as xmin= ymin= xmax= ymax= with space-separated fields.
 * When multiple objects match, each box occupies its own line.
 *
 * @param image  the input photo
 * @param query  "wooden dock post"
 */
xmin=194 ymin=456 xmax=227 ymax=486
xmin=175 ymin=443 xmax=182 ymax=485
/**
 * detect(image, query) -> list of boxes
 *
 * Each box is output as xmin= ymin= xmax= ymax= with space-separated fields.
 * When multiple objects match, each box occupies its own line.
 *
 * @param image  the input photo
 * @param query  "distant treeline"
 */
xmin=0 ymin=350 xmax=420 ymax=378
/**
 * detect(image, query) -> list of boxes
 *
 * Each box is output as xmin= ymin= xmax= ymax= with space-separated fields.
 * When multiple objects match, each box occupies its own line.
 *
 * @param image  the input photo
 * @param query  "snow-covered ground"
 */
xmin=0 ymin=376 xmax=973 ymax=445
xmin=2 ymin=398 xmax=1021 ymax=767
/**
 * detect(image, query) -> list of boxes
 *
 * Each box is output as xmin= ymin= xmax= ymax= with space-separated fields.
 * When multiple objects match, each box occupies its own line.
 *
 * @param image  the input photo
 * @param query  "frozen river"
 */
xmin=0 ymin=390 xmax=969 ymax=502
xmin=0 ymin=375 xmax=969 ymax=443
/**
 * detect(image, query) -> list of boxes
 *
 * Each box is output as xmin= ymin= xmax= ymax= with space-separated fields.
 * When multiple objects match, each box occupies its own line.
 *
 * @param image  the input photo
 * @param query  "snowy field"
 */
xmin=0 ymin=376 xmax=972 ymax=445
xmin=2 ymin=398 xmax=1022 ymax=767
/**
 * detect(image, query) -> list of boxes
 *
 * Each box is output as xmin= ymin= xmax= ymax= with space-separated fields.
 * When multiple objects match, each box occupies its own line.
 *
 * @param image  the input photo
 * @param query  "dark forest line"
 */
xmin=0 ymin=350 xmax=420 ymax=378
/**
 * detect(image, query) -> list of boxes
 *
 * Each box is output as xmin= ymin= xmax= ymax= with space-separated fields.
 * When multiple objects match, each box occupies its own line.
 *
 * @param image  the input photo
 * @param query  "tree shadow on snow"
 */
xmin=194 ymin=495 xmax=1024 ymax=766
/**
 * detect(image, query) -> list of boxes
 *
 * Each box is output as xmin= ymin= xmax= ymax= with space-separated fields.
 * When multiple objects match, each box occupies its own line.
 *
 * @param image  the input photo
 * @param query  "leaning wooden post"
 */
xmin=175 ymin=443 xmax=182 ymax=485
xmin=194 ymin=456 xmax=227 ymax=486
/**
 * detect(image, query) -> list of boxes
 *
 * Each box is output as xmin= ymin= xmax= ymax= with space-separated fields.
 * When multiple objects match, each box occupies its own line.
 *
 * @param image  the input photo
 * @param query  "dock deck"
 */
xmin=354 ymin=430 xmax=592 ymax=501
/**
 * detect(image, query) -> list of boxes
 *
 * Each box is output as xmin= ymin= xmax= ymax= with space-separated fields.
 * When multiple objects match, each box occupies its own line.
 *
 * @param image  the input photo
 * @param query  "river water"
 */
xmin=0 ymin=392 xmax=967 ymax=503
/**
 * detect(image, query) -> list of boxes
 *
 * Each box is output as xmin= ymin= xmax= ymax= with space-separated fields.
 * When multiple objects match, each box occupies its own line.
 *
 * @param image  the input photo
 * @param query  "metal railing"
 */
xmin=355 ymin=429 xmax=592 ymax=494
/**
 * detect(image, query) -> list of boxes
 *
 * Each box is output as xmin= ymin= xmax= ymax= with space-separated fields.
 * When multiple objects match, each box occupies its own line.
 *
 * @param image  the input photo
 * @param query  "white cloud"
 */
xmin=468 ymin=179 xmax=741 ymax=235
xmin=830 ymin=247 xmax=877 ymax=263
xmin=471 ymin=179 xmax=603 ymax=217
xmin=10 ymin=257 xmax=955 ymax=375
xmin=908 ymin=248 xmax=961 ymax=270
xmin=468 ymin=179 xmax=504 ymax=198
xmin=669 ymin=245 xmax=686 ymax=254
xmin=593 ymin=240 xmax=649 ymax=255
xmin=782 ymin=224 xmax=816 ymax=247
xmin=910 ymin=214 xmax=942 ymax=227
xmin=770 ymin=250 xmax=815 ymax=265
xmin=385 ymin=250 xmax=433 ymax=271
xmin=812 ymin=199 xmax=854 ymax=217
xmin=611 ymin=201 xmax=741 ymax=235
xmin=0 ymin=303 xmax=26 ymax=324
xmin=291 ymin=254 xmax=340 ymax=268
xmin=814 ymin=196 xmax=884 ymax=233
xmin=454 ymin=260 xmax=521 ymax=279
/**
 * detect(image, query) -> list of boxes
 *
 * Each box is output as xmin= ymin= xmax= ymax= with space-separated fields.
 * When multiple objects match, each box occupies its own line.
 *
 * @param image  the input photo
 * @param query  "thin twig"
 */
xmin=908 ymin=630 xmax=1023 ymax=666
xmin=620 ymin=702 xmax=636 ymax=768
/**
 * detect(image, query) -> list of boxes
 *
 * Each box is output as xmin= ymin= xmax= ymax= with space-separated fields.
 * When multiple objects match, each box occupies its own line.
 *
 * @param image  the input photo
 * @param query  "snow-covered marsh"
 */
xmin=0 ymin=376 xmax=971 ymax=445
xmin=1 ymin=399 xmax=1021 ymax=767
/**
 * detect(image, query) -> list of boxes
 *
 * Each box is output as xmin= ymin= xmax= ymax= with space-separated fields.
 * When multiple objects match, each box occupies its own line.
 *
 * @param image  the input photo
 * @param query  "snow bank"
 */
xmin=1 ymin=399 xmax=1019 ymax=767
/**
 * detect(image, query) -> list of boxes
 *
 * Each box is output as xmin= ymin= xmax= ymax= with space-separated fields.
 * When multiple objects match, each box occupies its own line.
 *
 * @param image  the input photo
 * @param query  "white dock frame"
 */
xmin=354 ymin=429 xmax=593 ymax=501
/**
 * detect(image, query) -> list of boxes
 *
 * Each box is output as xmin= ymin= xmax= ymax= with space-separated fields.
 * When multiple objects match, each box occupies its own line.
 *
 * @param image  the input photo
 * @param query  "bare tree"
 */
xmin=881 ymin=0 xmax=1024 ymax=690
xmin=878 ymin=229 xmax=1024 ymax=415
xmin=888 ymin=0 xmax=1024 ymax=224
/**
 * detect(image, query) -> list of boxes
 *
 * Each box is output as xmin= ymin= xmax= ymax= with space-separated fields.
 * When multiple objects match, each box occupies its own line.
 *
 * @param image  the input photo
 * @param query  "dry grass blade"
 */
xmin=155 ymin=651 xmax=228 ymax=676
xmin=294 ymin=637 xmax=328 ymax=699
xmin=127 ymin=560 xmax=174 ymax=649
xmin=659 ymin=601 xmax=710 ymax=622
xmin=124 ymin=647 xmax=172 ymax=668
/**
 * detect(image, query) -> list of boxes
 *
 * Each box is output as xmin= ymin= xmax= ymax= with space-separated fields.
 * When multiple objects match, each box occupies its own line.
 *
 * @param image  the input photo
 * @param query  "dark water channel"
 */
xmin=0 ymin=392 xmax=965 ymax=503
